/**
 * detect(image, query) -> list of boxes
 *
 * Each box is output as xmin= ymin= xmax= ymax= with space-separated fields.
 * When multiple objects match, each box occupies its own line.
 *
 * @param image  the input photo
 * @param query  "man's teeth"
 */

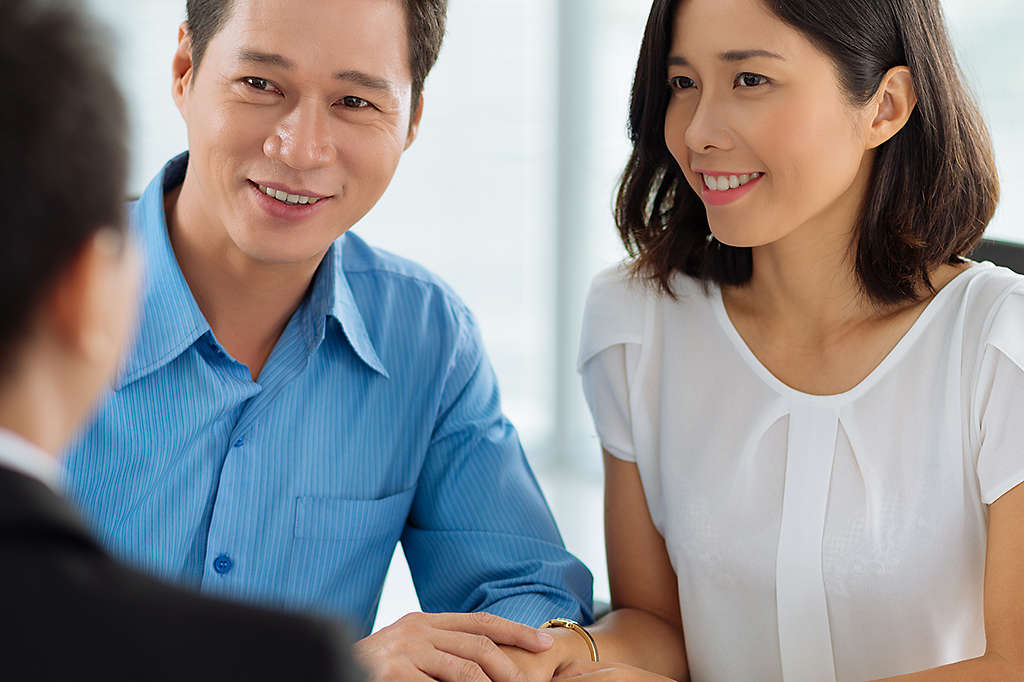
xmin=257 ymin=183 xmax=321 ymax=205
xmin=702 ymin=172 xmax=762 ymax=192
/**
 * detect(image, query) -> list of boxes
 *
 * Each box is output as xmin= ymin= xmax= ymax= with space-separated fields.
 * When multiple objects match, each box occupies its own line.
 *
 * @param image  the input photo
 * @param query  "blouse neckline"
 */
xmin=708 ymin=262 xmax=989 ymax=405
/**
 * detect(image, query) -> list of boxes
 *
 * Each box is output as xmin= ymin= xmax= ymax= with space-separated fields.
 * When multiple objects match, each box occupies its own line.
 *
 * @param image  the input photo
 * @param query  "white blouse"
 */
xmin=578 ymin=262 xmax=1024 ymax=682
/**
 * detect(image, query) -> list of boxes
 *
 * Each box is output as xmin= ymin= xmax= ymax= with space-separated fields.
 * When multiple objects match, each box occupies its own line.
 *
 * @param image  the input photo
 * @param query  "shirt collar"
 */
xmin=116 ymin=152 xmax=388 ymax=389
xmin=318 ymin=235 xmax=389 ymax=378
xmin=115 ymin=153 xmax=210 ymax=390
xmin=0 ymin=427 xmax=59 ymax=491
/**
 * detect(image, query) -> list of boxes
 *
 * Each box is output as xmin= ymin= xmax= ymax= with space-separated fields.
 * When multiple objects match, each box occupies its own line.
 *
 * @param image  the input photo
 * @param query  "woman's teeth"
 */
xmin=256 ymin=183 xmax=321 ymax=205
xmin=702 ymin=172 xmax=762 ymax=192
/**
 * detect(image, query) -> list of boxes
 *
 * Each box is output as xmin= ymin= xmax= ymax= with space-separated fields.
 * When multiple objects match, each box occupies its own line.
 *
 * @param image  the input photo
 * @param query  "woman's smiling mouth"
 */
xmin=695 ymin=170 xmax=766 ymax=206
xmin=701 ymin=171 xmax=763 ymax=191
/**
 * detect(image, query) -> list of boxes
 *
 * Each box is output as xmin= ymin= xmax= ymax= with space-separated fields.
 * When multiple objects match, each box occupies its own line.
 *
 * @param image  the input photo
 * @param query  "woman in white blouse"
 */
xmin=506 ymin=0 xmax=1024 ymax=680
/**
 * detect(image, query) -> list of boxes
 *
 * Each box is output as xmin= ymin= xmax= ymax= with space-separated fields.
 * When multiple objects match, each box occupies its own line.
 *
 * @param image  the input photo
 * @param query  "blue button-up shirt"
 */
xmin=63 ymin=153 xmax=592 ymax=635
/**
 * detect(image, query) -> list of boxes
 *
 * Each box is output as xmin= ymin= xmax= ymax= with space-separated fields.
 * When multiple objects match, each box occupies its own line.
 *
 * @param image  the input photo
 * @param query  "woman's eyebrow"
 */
xmin=668 ymin=49 xmax=786 ymax=66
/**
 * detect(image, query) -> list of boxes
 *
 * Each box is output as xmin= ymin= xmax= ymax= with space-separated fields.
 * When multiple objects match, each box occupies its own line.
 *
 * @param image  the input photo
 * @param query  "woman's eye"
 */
xmin=340 ymin=96 xmax=372 ymax=109
xmin=669 ymin=76 xmax=696 ymax=91
xmin=736 ymin=73 xmax=769 ymax=88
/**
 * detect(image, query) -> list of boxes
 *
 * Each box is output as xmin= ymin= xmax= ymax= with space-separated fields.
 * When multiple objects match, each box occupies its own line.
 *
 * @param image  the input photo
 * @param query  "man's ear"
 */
xmin=404 ymin=94 xmax=425 ymax=150
xmin=866 ymin=66 xmax=918 ymax=150
xmin=45 ymin=231 xmax=125 ymax=363
xmin=171 ymin=22 xmax=195 ymax=115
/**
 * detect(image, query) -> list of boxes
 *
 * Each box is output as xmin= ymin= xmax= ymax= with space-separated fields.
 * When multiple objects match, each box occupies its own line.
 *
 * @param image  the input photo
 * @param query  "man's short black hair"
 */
xmin=0 ymin=0 xmax=128 ymax=368
xmin=185 ymin=0 xmax=447 ymax=108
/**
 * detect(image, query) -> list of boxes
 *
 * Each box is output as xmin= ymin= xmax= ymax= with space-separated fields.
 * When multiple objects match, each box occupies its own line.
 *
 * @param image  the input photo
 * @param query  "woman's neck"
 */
xmin=747 ymin=225 xmax=865 ymax=331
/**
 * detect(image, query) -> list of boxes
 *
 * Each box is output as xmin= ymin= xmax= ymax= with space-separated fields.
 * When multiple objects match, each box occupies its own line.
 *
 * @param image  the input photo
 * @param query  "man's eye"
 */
xmin=736 ymin=73 xmax=769 ymax=88
xmin=243 ymin=77 xmax=274 ymax=91
xmin=339 ymin=96 xmax=371 ymax=109
xmin=669 ymin=76 xmax=696 ymax=91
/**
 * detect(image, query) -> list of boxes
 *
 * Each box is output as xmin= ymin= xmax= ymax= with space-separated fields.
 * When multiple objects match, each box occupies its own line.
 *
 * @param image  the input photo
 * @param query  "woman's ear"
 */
xmin=865 ymin=66 xmax=918 ymax=150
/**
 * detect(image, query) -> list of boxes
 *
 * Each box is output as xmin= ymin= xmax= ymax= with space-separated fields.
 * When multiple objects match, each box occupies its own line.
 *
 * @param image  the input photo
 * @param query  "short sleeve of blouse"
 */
xmin=975 ymin=286 xmax=1024 ymax=505
xmin=577 ymin=266 xmax=648 ymax=463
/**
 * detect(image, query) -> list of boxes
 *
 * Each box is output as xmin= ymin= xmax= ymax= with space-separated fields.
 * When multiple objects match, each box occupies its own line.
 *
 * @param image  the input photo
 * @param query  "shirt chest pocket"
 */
xmin=293 ymin=487 xmax=416 ymax=541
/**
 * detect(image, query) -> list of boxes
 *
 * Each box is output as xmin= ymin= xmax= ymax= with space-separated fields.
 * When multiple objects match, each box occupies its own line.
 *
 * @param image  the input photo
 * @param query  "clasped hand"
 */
xmin=355 ymin=612 xmax=678 ymax=681
xmin=355 ymin=611 xmax=557 ymax=681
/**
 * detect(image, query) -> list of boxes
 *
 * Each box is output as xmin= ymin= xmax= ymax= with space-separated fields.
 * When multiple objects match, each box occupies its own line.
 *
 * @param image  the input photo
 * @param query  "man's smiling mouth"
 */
xmin=249 ymin=180 xmax=329 ymax=206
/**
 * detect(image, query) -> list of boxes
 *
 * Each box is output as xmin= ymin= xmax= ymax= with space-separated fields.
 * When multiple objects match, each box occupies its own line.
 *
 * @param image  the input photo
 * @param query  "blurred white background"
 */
xmin=83 ymin=0 xmax=1024 ymax=630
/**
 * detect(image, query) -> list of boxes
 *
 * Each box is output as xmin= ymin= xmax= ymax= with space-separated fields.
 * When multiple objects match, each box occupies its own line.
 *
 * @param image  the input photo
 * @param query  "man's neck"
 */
xmin=166 ymin=180 xmax=324 ymax=381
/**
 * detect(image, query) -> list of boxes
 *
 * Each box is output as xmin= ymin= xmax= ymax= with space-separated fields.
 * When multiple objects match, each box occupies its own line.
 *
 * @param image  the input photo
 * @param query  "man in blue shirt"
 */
xmin=64 ymin=0 xmax=593 ymax=679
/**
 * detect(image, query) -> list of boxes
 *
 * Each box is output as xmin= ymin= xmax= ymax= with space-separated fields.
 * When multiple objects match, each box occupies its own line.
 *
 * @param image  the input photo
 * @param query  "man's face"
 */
xmin=173 ymin=0 xmax=419 ymax=266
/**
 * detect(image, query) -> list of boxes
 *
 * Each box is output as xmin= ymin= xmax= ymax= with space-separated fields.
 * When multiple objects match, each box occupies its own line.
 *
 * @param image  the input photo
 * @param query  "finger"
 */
xmin=427 ymin=612 xmax=555 ymax=652
xmin=557 ymin=667 xmax=610 ymax=675
xmin=431 ymin=630 xmax=527 ymax=682
xmin=553 ymin=660 xmax=613 ymax=678
xmin=553 ymin=670 xmax=618 ymax=680
xmin=416 ymin=648 xmax=491 ymax=682
xmin=379 ymin=668 xmax=437 ymax=682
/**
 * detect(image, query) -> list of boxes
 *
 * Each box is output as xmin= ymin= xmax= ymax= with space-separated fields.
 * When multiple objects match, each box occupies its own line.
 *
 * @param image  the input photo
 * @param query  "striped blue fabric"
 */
xmin=62 ymin=153 xmax=593 ymax=635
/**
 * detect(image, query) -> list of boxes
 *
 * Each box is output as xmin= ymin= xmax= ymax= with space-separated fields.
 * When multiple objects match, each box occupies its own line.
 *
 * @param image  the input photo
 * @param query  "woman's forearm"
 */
xmin=587 ymin=607 xmax=689 ymax=681
xmin=877 ymin=653 xmax=1021 ymax=681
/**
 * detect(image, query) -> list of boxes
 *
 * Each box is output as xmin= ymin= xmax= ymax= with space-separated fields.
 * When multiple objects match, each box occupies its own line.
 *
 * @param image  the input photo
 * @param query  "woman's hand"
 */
xmin=554 ymin=660 xmax=678 ymax=681
xmin=498 ymin=627 xmax=596 ymax=682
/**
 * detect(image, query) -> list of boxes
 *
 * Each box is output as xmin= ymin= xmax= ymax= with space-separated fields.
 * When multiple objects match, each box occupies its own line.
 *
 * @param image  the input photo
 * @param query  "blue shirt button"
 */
xmin=233 ymin=437 xmax=245 ymax=448
xmin=213 ymin=554 xmax=233 ymax=574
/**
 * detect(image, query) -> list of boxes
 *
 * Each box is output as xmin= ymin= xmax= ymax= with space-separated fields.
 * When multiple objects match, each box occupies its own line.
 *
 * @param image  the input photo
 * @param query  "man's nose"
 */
xmin=264 ymin=98 xmax=336 ymax=170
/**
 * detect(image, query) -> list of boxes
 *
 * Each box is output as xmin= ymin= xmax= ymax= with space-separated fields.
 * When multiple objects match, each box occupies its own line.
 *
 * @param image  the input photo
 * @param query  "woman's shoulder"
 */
xmin=579 ymin=264 xmax=644 ymax=370
xmin=959 ymin=262 xmax=1024 ymax=361
xmin=578 ymin=264 xmax=706 ymax=369
xmin=954 ymin=261 xmax=1024 ymax=327
xmin=583 ymin=263 xmax=706 ymax=312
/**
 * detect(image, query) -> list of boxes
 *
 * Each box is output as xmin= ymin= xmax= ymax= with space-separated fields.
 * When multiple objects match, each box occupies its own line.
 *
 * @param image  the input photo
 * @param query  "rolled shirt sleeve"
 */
xmin=402 ymin=307 xmax=594 ymax=626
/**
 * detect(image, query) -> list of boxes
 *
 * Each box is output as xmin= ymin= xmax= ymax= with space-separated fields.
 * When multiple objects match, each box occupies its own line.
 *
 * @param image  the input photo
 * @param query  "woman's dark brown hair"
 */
xmin=616 ymin=0 xmax=999 ymax=304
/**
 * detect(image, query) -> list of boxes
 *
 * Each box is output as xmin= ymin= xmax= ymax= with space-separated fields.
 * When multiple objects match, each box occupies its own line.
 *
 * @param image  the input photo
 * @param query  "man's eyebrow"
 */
xmin=333 ymin=70 xmax=396 ymax=93
xmin=238 ymin=49 xmax=294 ymax=68
xmin=668 ymin=49 xmax=786 ymax=66
xmin=236 ymin=51 xmax=395 ymax=93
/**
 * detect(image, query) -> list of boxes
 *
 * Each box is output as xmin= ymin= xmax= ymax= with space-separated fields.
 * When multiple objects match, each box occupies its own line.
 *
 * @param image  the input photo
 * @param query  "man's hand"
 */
xmin=499 ymin=627 xmax=596 ymax=682
xmin=354 ymin=611 xmax=555 ymax=681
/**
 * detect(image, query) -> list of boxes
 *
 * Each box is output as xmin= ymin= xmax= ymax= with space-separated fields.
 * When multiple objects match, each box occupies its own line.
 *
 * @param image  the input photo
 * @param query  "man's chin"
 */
xmin=229 ymin=235 xmax=333 ymax=269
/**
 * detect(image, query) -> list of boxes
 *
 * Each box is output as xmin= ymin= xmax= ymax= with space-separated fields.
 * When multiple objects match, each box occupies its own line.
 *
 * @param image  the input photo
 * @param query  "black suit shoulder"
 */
xmin=0 ymin=466 xmax=363 ymax=682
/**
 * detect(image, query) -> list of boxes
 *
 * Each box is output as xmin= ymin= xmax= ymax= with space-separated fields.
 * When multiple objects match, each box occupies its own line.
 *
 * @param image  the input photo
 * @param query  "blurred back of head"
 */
xmin=0 ymin=0 xmax=128 ymax=374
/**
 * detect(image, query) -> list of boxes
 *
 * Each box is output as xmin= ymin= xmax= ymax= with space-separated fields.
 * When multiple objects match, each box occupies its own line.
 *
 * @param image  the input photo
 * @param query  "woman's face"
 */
xmin=664 ymin=0 xmax=876 ymax=248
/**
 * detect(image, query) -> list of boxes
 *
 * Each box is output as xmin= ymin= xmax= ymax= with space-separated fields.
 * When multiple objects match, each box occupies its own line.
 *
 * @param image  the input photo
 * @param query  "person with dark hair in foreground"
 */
xmin=510 ymin=0 xmax=1024 ymax=680
xmin=0 ymin=1 xmax=363 ymax=679
xmin=60 ymin=0 xmax=592 ymax=679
